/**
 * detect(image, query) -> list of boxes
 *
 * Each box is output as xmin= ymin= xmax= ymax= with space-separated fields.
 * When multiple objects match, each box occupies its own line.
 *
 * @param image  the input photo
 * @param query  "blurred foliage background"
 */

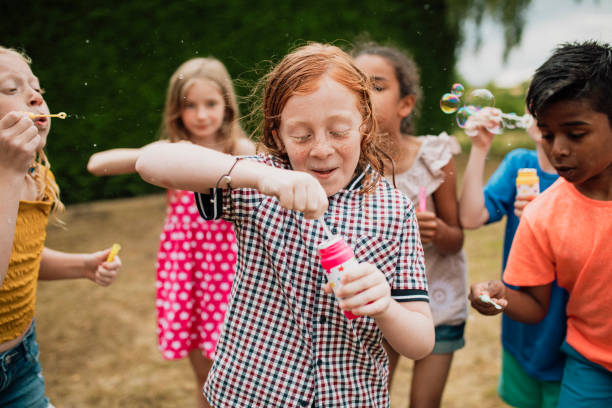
xmin=1 ymin=0 xmax=531 ymax=203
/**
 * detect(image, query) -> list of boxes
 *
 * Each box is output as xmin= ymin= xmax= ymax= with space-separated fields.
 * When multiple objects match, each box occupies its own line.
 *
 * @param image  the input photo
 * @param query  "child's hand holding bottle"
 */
xmin=514 ymin=168 xmax=540 ymax=218
xmin=323 ymin=262 xmax=392 ymax=318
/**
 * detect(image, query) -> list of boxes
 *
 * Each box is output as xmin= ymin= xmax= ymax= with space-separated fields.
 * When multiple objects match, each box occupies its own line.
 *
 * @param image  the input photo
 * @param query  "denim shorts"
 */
xmin=431 ymin=323 xmax=465 ymax=354
xmin=0 ymin=322 xmax=52 ymax=408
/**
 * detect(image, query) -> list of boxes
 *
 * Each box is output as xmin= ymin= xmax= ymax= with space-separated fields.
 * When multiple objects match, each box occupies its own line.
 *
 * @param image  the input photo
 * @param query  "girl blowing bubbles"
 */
xmin=0 ymin=47 xmax=121 ymax=407
xmin=136 ymin=43 xmax=434 ymax=408
xmin=88 ymin=57 xmax=254 ymax=408
xmin=353 ymin=43 xmax=466 ymax=408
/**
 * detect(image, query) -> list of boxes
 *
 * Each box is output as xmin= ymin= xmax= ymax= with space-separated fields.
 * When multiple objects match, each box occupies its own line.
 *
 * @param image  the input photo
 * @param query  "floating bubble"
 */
xmin=440 ymin=93 xmax=461 ymax=114
xmin=456 ymin=105 xmax=478 ymax=128
xmin=501 ymin=112 xmax=533 ymax=130
xmin=465 ymin=88 xmax=495 ymax=110
xmin=451 ymin=83 xmax=464 ymax=97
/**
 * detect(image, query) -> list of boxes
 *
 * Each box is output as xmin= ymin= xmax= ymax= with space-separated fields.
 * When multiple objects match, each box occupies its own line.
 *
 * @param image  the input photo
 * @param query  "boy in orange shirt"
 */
xmin=469 ymin=40 xmax=612 ymax=408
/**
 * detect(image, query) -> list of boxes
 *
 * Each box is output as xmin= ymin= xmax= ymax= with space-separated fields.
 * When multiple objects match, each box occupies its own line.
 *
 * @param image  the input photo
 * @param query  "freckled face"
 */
xmin=538 ymin=99 xmax=612 ymax=187
xmin=278 ymin=76 xmax=363 ymax=197
xmin=0 ymin=54 xmax=50 ymax=146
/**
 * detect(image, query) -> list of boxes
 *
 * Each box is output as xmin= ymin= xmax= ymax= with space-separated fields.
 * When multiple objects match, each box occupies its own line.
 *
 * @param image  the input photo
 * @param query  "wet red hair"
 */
xmin=257 ymin=43 xmax=386 ymax=194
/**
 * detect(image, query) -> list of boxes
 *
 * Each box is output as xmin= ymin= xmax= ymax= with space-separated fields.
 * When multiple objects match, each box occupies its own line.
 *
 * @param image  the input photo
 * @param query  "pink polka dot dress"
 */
xmin=155 ymin=190 xmax=236 ymax=360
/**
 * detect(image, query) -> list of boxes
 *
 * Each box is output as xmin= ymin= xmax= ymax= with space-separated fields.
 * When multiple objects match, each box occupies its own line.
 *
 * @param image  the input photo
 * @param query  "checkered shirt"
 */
xmin=194 ymin=154 xmax=428 ymax=408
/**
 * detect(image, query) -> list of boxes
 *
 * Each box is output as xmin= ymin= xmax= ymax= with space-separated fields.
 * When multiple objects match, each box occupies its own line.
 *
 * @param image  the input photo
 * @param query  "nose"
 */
xmin=310 ymin=133 xmax=334 ymax=159
xmin=27 ymin=87 xmax=44 ymax=107
xmin=551 ymin=135 xmax=571 ymax=159
xmin=196 ymin=106 xmax=209 ymax=120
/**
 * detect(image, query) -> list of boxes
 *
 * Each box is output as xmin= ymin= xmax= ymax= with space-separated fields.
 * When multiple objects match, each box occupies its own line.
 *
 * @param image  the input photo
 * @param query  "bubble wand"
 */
xmin=479 ymin=294 xmax=502 ymax=310
xmin=106 ymin=243 xmax=121 ymax=262
xmin=418 ymin=186 xmax=427 ymax=212
xmin=319 ymin=217 xmax=334 ymax=239
xmin=22 ymin=111 xmax=67 ymax=119
xmin=439 ymin=84 xmax=532 ymax=134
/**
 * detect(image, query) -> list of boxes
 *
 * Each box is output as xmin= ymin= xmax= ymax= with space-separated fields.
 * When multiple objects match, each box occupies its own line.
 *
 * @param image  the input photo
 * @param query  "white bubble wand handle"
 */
xmin=479 ymin=294 xmax=502 ymax=310
xmin=319 ymin=217 xmax=334 ymax=239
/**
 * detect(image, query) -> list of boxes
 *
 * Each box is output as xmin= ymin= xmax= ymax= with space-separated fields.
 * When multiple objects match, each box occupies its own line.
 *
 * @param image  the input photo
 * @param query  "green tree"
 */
xmin=0 ymin=0 xmax=532 ymax=203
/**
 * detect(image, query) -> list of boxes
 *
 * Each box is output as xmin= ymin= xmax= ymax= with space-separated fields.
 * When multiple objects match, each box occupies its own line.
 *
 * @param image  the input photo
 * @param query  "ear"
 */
xmin=271 ymin=129 xmax=285 ymax=152
xmin=398 ymin=94 xmax=416 ymax=118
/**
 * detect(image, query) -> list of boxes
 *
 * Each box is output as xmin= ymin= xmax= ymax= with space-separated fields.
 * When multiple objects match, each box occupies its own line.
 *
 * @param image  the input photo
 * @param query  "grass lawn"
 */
xmin=38 ymin=139 xmax=531 ymax=407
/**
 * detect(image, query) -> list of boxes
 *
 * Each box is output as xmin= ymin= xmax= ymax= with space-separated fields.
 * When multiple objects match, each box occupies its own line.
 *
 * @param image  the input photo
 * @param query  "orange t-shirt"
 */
xmin=504 ymin=178 xmax=612 ymax=372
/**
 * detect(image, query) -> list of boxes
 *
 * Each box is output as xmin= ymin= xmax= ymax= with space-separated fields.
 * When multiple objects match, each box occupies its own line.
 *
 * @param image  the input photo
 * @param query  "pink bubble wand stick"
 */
xmin=418 ymin=186 xmax=427 ymax=212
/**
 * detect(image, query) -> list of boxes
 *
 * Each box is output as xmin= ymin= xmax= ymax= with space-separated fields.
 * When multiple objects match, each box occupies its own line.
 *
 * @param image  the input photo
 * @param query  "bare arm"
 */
xmin=136 ymin=142 xmax=328 ymax=219
xmin=459 ymin=110 xmax=499 ymax=229
xmin=87 ymin=148 xmax=142 ymax=176
xmin=1 ymin=112 xmax=42 ymax=286
xmin=459 ymin=146 xmax=490 ymax=228
xmin=233 ymin=137 xmax=257 ymax=156
xmin=468 ymin=279 xmax=551 ymax=324
xmin=39 ymin=247 xmax=121 ymax=287
xmin=423 ymin=158 xmax=464 ymax=254
xmin=330 ymin=262 xmax=434 ymax=360
xmin=375 ymin=300 xmax=434 ymax=359
xmin=0 ymin=175 xmax=24 ymax=286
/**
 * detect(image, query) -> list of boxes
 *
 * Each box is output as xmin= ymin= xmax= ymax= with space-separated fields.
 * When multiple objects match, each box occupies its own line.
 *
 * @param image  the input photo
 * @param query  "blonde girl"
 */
xmin=0 ymin=46 xmax=121 ymax=407
xmin=87 ymin=57 xmax=254 ymax=408
xmin=136 ymin=43 xmax=434 ymax=408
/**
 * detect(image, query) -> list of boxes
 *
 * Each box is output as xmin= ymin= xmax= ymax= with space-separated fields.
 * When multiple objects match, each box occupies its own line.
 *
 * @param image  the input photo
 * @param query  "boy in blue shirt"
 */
xmin=460 ymin=110 xmax=567 ymax=407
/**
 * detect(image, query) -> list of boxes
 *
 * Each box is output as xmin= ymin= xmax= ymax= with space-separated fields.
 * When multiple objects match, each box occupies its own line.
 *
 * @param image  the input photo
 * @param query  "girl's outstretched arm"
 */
xmin=87 ymin=141 xmax=171 ymax=176
xmin=136 ymin=142 xmax=328 ymax=219
xmin=87 ymin=148 xmax=142 ymax=176
xmin=39 ymin=247 xmax=121 ymax=287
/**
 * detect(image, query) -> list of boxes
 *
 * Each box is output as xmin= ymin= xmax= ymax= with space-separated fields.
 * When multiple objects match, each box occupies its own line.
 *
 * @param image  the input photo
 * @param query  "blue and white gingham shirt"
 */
xmin=195 ymin=154 xmax=428 ymax=408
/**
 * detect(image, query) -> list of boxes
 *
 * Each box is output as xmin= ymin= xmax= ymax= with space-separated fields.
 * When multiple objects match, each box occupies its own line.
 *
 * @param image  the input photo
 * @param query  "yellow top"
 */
xmin=0 ymin=182 xmax=53 ymax=343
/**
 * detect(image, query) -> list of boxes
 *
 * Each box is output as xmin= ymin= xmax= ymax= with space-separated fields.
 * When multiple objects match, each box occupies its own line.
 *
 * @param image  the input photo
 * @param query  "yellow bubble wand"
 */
xmin=106 ymin=244 xmax=121 ymax=262
xmin=25 ymin=111 xmax=67 ymax=119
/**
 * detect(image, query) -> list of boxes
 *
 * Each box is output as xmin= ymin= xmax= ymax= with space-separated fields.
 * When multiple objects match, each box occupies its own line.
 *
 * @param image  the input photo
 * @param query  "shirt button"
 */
xmin=316 ymin=358 xmax=323 ymax=366
xmin=319 ymin=316 xmax=326 ymax=324
xmin=298 ymin=399 xmax=309 ymax=407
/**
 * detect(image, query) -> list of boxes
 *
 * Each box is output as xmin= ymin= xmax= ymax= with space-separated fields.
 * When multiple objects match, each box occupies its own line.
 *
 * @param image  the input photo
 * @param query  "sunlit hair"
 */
xmin=256 ymin=42 xmax=387 ymax=194
xmin=527 ymin=40 xmax=612 ymax=125
xmin=351 ymin=41 xmax=422 ymax=135
xmin=0 ymin=46 xmax=64 ymax=217
xmin=161 ymin=57 xmax=246 ymax=154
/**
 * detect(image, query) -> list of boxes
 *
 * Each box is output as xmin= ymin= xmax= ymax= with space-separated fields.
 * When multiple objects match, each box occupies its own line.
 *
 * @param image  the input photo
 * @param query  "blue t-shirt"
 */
xmin=484 ymin=148 xmax=568 ymax=381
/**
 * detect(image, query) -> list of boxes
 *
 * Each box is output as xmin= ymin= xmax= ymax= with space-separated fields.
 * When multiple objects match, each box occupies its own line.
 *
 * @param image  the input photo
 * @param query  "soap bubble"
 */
xmin=440 ymin=93 xmax=461 ymax=114
xmin=465 ymin=88 xmax=495 ymax=109
xmin=456 ymin=105 xmax=478 ymax=128
xmin=451 ymin=83 xmax=464 ymax=96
